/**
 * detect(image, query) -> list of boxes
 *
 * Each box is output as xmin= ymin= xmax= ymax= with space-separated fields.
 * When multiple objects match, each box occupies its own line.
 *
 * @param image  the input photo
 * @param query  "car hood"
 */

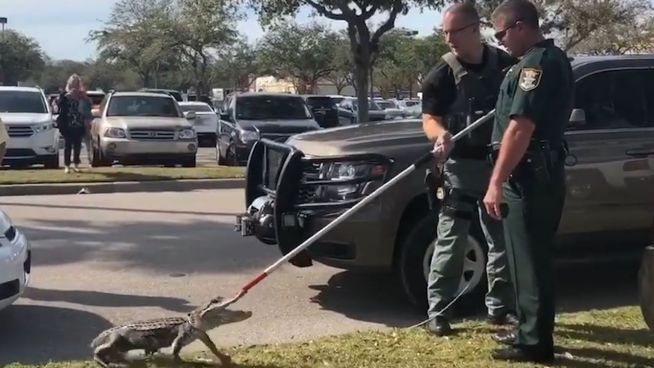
xmin=236 ymin=119 xmax=321 ymax=134
xmin=0 ymin=113 xmax=52 ymax=125
xmin=286 ymin=119 xmax=429 ymax=157
xmin=104 ymin=116 xmax=192 ymax=129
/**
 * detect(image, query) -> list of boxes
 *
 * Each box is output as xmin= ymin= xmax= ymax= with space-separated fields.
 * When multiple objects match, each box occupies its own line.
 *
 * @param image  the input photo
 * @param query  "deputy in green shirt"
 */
xmin=482 ymin=0 xmax=574 ymax=363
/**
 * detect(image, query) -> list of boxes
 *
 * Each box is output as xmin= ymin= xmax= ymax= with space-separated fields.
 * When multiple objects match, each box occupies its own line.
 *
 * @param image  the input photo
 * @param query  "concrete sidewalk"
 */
xmin=0 ymin=178 xmax=245 ymax=196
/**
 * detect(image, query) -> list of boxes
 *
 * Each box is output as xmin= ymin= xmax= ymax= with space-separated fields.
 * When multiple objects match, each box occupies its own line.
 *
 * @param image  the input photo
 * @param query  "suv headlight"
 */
xmin=238 ymin=129 xmax=259 ymax=143
xmin=302 ymin=161 xmax=389 ymax=202
xmin=104 ymin=127 xmax=127 ymax=138
xmin=179 ymin=128 xmax=196 ymax=139
xmin=33 ymin=122 xmax=55 ymax=133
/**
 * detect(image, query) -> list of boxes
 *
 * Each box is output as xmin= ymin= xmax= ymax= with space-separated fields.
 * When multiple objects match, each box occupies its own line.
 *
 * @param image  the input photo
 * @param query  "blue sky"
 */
xmin=0 ymin=0 xmax=444 ymax=62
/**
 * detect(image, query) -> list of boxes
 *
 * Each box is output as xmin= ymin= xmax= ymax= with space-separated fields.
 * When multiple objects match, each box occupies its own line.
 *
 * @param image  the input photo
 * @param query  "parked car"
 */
xmin=336 ymin=97 xmax=390 ymax=125
xmin=138 ymin=88 xmax=184 ymax=102
xmin=90 ymin=91 xmax=198 ymax=167
xmin=0 ymin=208 xmax=31 ymax=312
xmin=0 ymin=86 xmax=60 ymax=168
xmin=235 ymin=54 xmax=654 ymax=308
xmin=178 ymin=101 xmax=219 ymax=147
xmin=215 ymin=92 xmax=321 ymax=166
xmin=375 ymin=99 xmax=408 ymax=119
xmin=302 ymin=95 xmax=339 ymax=129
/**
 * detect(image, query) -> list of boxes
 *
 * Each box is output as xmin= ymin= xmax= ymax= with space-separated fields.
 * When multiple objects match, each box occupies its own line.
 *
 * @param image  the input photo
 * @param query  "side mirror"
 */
xmin=220 ymin=112 xmax=231 ymax=121
xmin=569 ymin=108 xmax=586 ymax=127
xmin=92 ymin=108 xmax=101 ymax=118
xmin=184 ymin=111 xmax=196 ymax=120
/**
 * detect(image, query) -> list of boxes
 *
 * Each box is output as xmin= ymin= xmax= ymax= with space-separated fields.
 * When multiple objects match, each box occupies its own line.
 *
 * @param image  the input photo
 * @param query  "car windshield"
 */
xmin=0 ymin=91 xmax=47 ymax=113
xmin=106 ymin=96 xmax=180 ymax=117
xmin=376 ymin=101 xmax=397 ymax=109
xmin=403 ymin=100 xmax=420 ymax=107
xmin=236 ymin=96 xmax=312 ymax=120
xmin=352 ymin=100 xmax=382 ymax=110
xmin=180 ymin=104 xmax=213 ymax=113
xmin=305 ymin=97 xmax=336 ymax=109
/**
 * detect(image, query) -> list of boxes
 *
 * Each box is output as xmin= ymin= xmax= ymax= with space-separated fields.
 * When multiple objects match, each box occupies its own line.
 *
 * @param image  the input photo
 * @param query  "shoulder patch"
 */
xmin=519 ymin=67 xmax=542 ymax=91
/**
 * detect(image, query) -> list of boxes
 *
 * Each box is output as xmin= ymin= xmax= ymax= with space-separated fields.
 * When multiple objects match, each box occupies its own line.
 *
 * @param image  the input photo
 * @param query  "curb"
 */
xmin=0 ymin=178 xmax=246 ymax=196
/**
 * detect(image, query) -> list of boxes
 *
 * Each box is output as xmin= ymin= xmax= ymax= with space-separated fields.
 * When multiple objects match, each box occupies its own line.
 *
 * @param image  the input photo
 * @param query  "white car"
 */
xmin=178 ymin=101 xmax=218 ymax=147
xmin=0 ymin=87 xmax=60 ymax=168
xmin=0 ymin=209 xmax=31 ymax=312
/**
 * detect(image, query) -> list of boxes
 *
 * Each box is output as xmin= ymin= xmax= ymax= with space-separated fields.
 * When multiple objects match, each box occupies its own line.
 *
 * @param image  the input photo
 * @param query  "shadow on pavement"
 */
xmin=16 ymin=218 xmax=278 ymax=274
xmin=0 ymin=201 xmax=238 ymax=217
xmin=308 ymin=260 xmax=641 ymax=329
xmin=0 ymin=304 xmax=112 ymax=365
xmin=23 ymin=287 xmax=194 ymax=313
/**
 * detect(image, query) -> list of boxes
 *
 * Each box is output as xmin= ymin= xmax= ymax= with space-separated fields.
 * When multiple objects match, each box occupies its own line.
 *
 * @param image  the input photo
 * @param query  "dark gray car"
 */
xmin=216 ymin=93 xmax=321 ymax=166
xmin=236 ymin=55 xmax=654 ymax=308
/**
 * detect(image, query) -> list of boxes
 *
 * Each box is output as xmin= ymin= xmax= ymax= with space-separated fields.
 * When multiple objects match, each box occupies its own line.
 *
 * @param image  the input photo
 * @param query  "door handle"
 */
xmin=625 ymin=149 xmax=654 ymax=158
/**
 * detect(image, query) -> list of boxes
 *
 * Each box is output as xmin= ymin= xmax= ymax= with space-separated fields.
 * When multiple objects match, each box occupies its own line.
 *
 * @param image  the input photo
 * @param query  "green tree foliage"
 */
xmin=258 ymin=21 xmax=339 ymax=94
xmin=248 ymin=0 xmax=448 ymax=123
xmin=0 ymin=30 xmax=46 ymax=86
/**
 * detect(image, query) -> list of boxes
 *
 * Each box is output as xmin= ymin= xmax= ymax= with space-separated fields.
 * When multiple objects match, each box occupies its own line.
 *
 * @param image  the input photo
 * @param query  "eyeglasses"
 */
xmin=494 ymin=19 xmax=522 ymax=42
xmin=442 ymin=22 xmax=479 ymax=37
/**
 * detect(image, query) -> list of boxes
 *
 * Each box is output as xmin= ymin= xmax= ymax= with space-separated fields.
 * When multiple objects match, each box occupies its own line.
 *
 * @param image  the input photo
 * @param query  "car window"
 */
xmin=106 ymin=96 xmax=181 ymax=117
xmin=236 ymin=96 xmax=312 ymax=120
xmin=573 ymin=69 xmax=650 ymax=130
xmin=377 ymin=101 xmax=397 ymax=109
xmin=180 ymin=104 xmax=213 ymax=113
xmin=0 ymin=91 xmax=48 ymax=113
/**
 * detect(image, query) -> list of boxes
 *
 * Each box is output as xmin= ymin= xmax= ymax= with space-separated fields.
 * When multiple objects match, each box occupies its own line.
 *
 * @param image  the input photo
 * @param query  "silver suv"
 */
xmin=90 ymin=92 xmax=198 ymax=167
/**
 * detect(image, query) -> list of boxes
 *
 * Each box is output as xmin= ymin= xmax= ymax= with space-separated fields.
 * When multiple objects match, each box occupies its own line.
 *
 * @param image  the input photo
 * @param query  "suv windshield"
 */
xmin=376 ymin=101 xmax=397 ymax=109
xmin=0 ymin=91 xmax=47 ymax=113
xmin=352 ymin=100 xmax=382 ymax=111
xmin=305 ymin=97 xmax=336 ymax=109
xmin=180 ymin=104 xmax=213 ymax=113
xmin=107 ymin=96 xmax=180 ymax=117
xmin=236 ymin=96 xmax=312 ymax=120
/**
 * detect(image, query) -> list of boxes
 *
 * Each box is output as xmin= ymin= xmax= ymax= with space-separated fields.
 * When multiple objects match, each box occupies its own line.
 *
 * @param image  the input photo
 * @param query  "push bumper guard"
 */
xmin=235 ymin=138 xmax=390 ymax=267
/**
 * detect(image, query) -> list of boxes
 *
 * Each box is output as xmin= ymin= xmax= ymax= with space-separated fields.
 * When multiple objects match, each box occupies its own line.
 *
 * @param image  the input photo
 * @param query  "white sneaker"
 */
xmin=72 ymin=164 xmax=80 ymax=173
xmin=64 ymin=166 xmax=70 ymax=174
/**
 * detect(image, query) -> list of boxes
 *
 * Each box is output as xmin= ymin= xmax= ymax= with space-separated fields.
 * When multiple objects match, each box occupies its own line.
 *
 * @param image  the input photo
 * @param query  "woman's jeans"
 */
xmin=64 ymin=131 xmax=84 ymax=166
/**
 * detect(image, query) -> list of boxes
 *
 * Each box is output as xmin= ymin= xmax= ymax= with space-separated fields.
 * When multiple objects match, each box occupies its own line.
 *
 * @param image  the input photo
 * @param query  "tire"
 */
xmin=219 ymin=142 xmax=237 ymax=166
xmin=397 ymin=211 xmax=489 ymax=312
xmin=182 ymin=156 xmax=196 ymax=168
xmin=91 ymin=140 xmax=110 ymax=167
xmin=43 ymin=155 xmax=59 ymax=169
xmin=639 ymin=245 xmax=654 ymax=331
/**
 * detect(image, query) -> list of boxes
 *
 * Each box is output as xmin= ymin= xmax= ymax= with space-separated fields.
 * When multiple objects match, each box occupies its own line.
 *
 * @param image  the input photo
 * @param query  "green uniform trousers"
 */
xmin=427 ymin=158 xmax=515 ymax=319
xmin=502 ymin=162 xmax=565 ymax=352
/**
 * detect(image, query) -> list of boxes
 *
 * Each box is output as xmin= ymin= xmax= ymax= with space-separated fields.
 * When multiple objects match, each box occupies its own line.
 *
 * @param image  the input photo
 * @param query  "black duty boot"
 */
xmin=426 ymin=317 xmax=453 ymax=336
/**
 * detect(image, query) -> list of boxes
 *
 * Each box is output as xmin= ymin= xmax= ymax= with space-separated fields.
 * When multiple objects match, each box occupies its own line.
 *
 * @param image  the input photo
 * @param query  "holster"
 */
xmin=424 ymin=164 xmax=444 ymax=212
xmin=489 ymin=139 xmax=566 ymax=187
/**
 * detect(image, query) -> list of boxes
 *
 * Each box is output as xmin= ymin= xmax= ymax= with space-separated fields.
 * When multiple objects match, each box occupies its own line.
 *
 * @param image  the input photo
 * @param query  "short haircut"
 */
xmin=492 ymin=0 xmax=540 ymax=29
xmin=445 ymin=1 xmax=481 ymax=24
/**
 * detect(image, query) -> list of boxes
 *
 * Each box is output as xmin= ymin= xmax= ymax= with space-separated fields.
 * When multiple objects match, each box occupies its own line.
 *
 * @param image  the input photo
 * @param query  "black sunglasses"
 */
xmin=494 ymin=19 xmax=522 ymax=41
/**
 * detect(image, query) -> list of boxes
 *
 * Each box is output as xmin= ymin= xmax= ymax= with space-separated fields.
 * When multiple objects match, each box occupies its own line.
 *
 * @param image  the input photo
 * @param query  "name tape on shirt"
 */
xmin=519 ymin=68 xmax=542 ymax=91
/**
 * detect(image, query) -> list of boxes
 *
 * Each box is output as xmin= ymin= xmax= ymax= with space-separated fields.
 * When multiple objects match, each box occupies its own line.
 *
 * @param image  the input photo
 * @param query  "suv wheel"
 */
xmin=398 ymin=213 xmax=488 ymax=311
xmin=91 ymin=140 xmax=110 ymax=167
xmin=182 ymin=156 xmax=196 ymax=168
xmin=43 ymin=155 xmax=59 ymax=169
